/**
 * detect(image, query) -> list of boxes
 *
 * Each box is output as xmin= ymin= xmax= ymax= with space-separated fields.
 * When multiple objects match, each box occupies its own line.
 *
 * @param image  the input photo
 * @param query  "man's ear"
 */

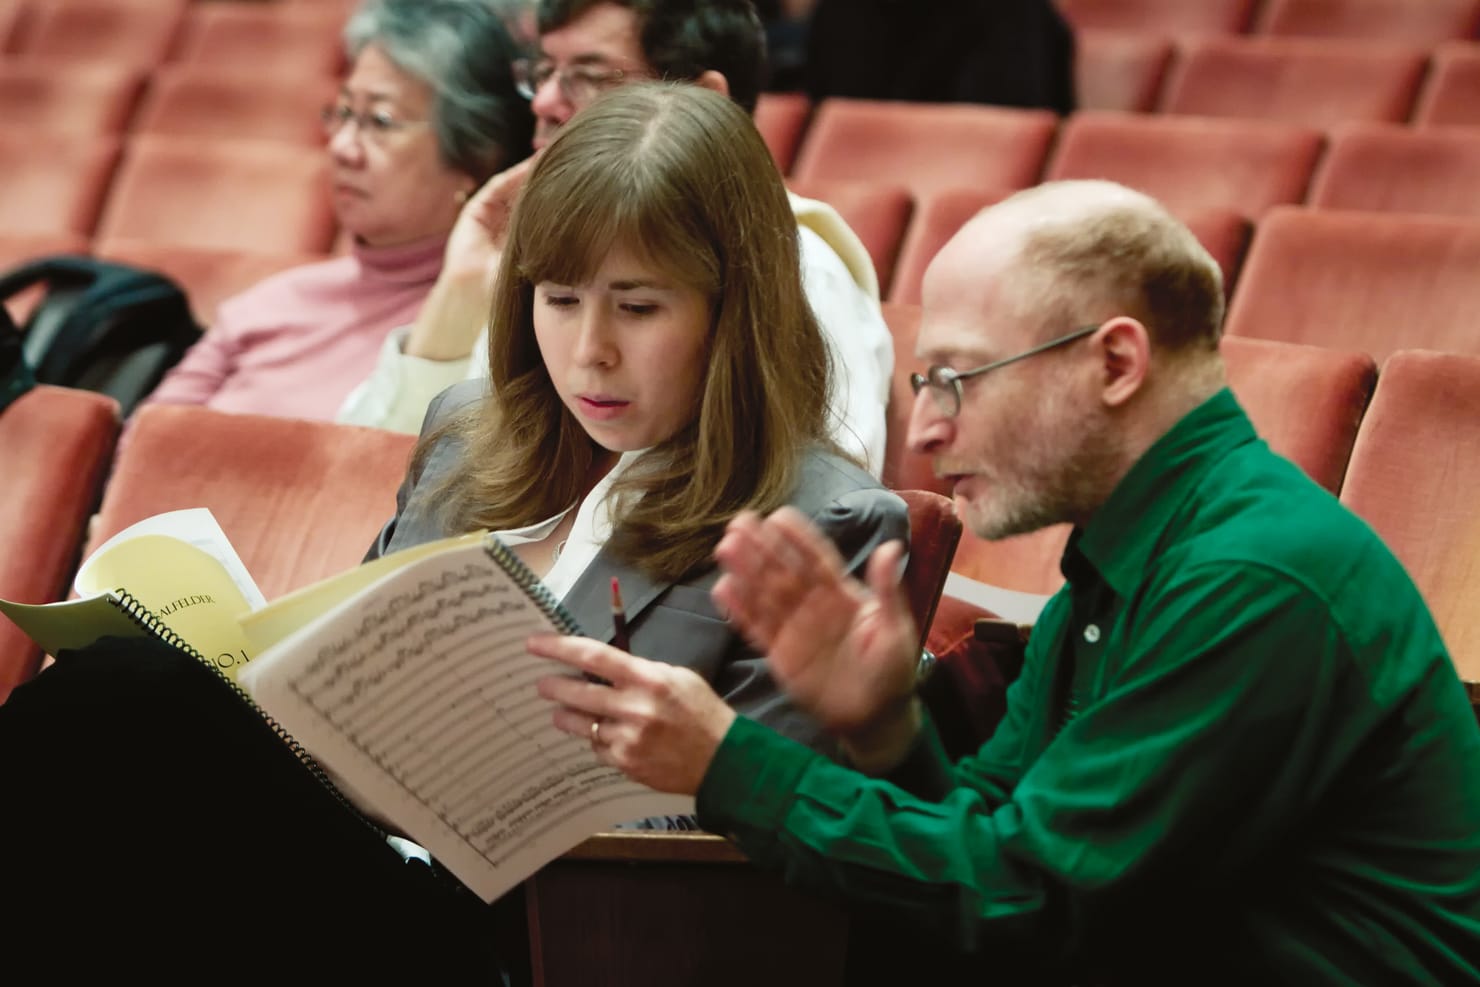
xmin=694 ymin=70 xmax=730 ymax=99
xmin=1096 ymin=317 xmax=1151 ymax=408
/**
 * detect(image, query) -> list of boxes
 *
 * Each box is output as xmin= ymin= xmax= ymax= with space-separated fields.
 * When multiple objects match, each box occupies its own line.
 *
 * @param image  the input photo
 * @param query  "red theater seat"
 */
xmin=135 ymin=66 xmax=332 ymax=146
xmin=1076 ymin=31 xmax=1176 ymax=113
xmin=0 ymin=387 xmax=121 ymax=703
xmin=94 ymin=238 xmax=326 ymax=327
xmin=1258 ymin=0 xmax=1480 ymax=44
xmin=1160 ymin=36 xmax=1428 ymax=127
xmin=1225 ymin=207 xmax=1480 ymax=363
xmin=17 ymin=0 xmax=186 ymax=67
xmin=172 ymin=3 xmax=345 ymax=78
xmin=1057 ymin=0 xmax=1258 ymax=35
xmin=0 ymin=129 xmax=121 ymax=236
xmin=85 ymin=406 xmax=415 ymax=601
xmin=1340 ymin=350 xmax=1480 ymax=702
xmin=95 ymin=136 xmax=335 ymax=254
xmin=788 ymin=178 xmax=913 ymax=293
xmin=753 ymin=92 xmax=810 ymax=174
xmin=791 ymin=99 xmax=1057 ymax=200
xmin=1047 ymin=112 xmax=1324 ymax=220
xmin=0 ymin=59 xmax=144 ymax=135
xmin=1413 ymin=41 xmax=1480 ymax=127
xmin=1310 ymin=123 xmax=1480 ymax=219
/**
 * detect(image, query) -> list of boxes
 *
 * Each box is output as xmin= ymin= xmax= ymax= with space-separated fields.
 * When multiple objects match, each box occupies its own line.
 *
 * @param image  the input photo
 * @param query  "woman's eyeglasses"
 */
xmin=321 ymin=103 xmax=431 ymax=145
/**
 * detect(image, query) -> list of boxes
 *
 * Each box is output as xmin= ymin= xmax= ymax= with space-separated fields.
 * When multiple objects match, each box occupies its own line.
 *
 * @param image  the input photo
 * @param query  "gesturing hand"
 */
xmin=711 ymin=508 xmax=921 ymax=769
xmin=532 ymin=636 xmax=736 ymax=796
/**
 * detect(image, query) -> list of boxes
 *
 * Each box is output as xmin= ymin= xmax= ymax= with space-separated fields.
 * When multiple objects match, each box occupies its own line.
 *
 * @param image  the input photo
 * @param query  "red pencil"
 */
xmin=610 ymin=576 xmax=631 ymax=652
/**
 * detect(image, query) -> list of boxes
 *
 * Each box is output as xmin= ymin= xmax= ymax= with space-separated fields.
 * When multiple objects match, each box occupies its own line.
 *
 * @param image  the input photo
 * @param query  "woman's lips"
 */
xmin=577 ymin=395 xmax=630 ymax=421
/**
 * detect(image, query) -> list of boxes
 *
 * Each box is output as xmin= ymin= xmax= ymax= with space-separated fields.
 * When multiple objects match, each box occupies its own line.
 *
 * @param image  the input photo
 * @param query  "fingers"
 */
xmin=712 ymin=507 xmax=860 ymax=648
xmin=528 ymin=633 xmax=645 ymax=686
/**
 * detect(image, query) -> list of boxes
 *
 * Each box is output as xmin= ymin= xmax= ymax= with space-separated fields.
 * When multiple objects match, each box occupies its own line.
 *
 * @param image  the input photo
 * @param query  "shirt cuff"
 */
xmin=695 ymin=714 xmax=821 ymax=839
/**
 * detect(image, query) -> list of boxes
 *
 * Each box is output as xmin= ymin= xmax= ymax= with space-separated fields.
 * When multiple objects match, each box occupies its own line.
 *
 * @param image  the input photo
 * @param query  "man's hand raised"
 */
xmin=712 ymin=508 xmax=922 ymax=772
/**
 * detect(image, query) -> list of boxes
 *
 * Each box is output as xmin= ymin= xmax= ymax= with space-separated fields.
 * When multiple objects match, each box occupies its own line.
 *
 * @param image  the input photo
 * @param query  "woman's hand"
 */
xmin=532 ymin=636 xmax=737 ymax=796
xmin=404 ymin=156 xmax=538 ymax=361
xmin=712 ymin=508 xmax=921 ymax=771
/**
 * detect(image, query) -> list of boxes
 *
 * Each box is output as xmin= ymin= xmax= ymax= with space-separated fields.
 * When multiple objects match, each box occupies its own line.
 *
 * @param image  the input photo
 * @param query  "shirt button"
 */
xmin=1083 ymin=624 xmax=1101 ymax=643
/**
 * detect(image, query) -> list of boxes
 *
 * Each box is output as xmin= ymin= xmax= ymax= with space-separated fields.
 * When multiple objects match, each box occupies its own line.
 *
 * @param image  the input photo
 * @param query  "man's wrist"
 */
xmin=839 ymin=697 xmax=923 ymax=775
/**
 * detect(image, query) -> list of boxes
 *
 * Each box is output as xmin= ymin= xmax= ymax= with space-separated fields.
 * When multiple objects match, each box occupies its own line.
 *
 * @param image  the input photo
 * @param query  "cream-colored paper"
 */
xmin=239 ymin=535 xmax=692 ymax=903
xmin=2 ymin=522 xmax=257 ymax=680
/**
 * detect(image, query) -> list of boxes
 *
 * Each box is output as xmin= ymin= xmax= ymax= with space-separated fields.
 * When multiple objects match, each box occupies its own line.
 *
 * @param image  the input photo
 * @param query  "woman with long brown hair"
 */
xmin=2 ymin=82 xmax=905 ymax=976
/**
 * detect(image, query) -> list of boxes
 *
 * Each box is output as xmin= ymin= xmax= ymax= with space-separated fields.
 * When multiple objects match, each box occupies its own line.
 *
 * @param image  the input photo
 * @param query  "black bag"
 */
xmin=0 ymin=255 xmax=202 ymax=418
xmin=0 ymin=301 xmax=35 ymax=414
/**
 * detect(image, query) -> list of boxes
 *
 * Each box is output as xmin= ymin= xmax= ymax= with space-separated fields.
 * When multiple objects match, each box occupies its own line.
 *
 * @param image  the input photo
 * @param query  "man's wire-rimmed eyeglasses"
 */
xmin=909 ymin=323 xmax=1101 ymax=418
xmin=511 ymin=58 xmax=629 ymax=105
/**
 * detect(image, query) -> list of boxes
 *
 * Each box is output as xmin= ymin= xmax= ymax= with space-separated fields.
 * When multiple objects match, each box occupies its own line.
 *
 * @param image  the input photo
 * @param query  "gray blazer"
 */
xmin=366 ymin=380 xmax=909 ymax=751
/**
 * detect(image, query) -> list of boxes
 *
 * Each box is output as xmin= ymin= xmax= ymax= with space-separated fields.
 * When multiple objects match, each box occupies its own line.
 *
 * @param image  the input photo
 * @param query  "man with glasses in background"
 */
xmin=534 ymin=180 xmax=1480 ymax=983
xmin=339 ymin=0 xmax=893 ymax=480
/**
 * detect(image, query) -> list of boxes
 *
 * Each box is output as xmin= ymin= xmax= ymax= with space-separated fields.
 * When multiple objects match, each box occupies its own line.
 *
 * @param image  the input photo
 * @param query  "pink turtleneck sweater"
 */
xmin=139 ymin=234 xmax=446 ymax=422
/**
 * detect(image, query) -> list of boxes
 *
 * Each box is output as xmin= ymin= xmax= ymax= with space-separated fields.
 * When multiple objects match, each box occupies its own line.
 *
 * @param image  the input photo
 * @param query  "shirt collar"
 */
xmin=1067 ymin=388 xmax=1260 ymax=598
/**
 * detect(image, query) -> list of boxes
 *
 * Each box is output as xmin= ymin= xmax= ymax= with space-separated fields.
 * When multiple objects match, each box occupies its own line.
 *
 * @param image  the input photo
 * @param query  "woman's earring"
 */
xmin=454 ymin=188 xmax=471 ymax=205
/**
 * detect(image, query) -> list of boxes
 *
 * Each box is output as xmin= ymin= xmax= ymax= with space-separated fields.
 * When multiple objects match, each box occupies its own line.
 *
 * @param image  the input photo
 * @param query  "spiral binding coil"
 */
xmin=482 ymin=533 xmax=582 ymax=634
xmin=109 ymin=587 xmax=388 ymax=839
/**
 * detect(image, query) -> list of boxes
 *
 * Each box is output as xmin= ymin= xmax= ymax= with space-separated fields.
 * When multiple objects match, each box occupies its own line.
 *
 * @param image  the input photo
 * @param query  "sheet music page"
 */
xmin=240 ymin=538 xmax=692 ymax=903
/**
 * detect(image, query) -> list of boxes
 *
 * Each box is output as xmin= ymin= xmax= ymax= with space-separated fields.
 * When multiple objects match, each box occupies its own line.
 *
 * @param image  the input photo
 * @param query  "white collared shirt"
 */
xmin=489 ymin=448 xmax=644 ymax=598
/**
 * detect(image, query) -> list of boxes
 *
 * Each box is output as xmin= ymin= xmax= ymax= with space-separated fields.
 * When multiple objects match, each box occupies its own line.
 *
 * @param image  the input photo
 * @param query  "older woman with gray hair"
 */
xmin=136 ymin=0 xmax=532 ymax=423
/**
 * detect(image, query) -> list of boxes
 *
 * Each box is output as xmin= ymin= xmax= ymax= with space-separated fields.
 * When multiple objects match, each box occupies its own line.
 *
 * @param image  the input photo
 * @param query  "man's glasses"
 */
xmin=512 ymin=58 xmax=629 ymax=106
xmin=321 ymin=103 xmax=431 ymax=145
xmin=910 ymin=324 xmax=1101 ymax=418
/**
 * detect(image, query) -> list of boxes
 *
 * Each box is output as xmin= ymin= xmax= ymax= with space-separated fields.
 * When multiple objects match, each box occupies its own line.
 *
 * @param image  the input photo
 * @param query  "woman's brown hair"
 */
xmin=419 ymin=82 xmax=833 ymax=582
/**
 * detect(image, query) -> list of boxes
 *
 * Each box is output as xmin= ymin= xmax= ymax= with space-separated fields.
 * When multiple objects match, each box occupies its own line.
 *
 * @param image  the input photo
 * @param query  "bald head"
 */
xmin=926 ymin=180 xmax=1226 ymax=355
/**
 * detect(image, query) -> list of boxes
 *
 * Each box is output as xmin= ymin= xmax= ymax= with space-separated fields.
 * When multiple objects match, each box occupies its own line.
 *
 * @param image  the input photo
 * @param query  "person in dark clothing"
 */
xmin=802 ymin=0 xmax=1074 ymax=113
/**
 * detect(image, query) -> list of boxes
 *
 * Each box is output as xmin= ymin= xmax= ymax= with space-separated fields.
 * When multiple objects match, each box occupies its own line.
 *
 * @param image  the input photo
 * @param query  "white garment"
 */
xmin=336 ymin=193 xmax=894 ymax=477
xmin=494 ymin=448 xmax=640 ymax=599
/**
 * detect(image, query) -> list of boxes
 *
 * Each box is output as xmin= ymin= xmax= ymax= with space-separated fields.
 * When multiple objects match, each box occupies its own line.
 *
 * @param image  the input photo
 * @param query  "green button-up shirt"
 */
xmin=697 ymin=389 xmax=1480 ymax=983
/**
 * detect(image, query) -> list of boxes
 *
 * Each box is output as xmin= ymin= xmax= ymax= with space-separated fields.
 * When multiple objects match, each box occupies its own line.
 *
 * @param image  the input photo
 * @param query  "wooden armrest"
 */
xmin=527 ymin=830 xmax=847 ymax=986
xmin=560 ymin=829 xmax=749 ymax=864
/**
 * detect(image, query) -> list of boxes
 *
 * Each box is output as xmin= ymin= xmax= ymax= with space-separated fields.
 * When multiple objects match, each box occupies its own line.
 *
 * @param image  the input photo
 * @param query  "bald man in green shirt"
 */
xmin=534 ymin=180 xmax=1480 ymax=983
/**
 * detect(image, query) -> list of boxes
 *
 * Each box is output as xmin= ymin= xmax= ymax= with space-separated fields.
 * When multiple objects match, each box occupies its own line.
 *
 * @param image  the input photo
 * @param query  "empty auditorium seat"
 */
xmin=1057 ymin=0 xmax=1258 ymax=35
xmin=94 ymin=238 xmax=326 ymax=326
xmin=753 ymin=92 xmax=810 ymax=174
xmin=171 ymin=3 xmax=345 ymax=77
xmin=0 ymin=129 xmax=121 ymax=236
xmin=1413 ymin=41 xmax=1480 ymax=127
xmin=95 ymin=136 xmax=335 ymax=254
xmin=787 ymin=178 xmax=913 ymax=293
xmin=86 ymin=406 xmax=416 ymax=601
xmin=0 ymin=59 xmax=144 ymax=135
xmin=1160 ymin=36 xmax=1428 ymax=127
xmin=134 ymin=66 xmax=332 ymax=146
xmin=1340 ymin=350 xmax=1480 ymax=697
xmin=1309 ymin=123 xmax=1480 ymax=219
xmin=1076 ymin=31 xmax=1176 ymax=113
xmin=0 ymin=1 xmax=24 ymax=52
xmin=1046 ymin=112 xmax=1324 ymax=220
xmin=1220 ymin=335 xmax=1376 ymax=494
xmin=0 ymin=386 xmax=121 ymax=703
xmin=889 ymin=188 xmax=1006 ymax=305
xmin=1225 ymin=207 xmax=1480 ymax=363
xmin=790 ymin=99 xmax=1058 ymax=200
xmin=17 ymin=0 xmax=186 ymax=67
xmin=1258 ymin=0 xmax=1480 ymax=44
